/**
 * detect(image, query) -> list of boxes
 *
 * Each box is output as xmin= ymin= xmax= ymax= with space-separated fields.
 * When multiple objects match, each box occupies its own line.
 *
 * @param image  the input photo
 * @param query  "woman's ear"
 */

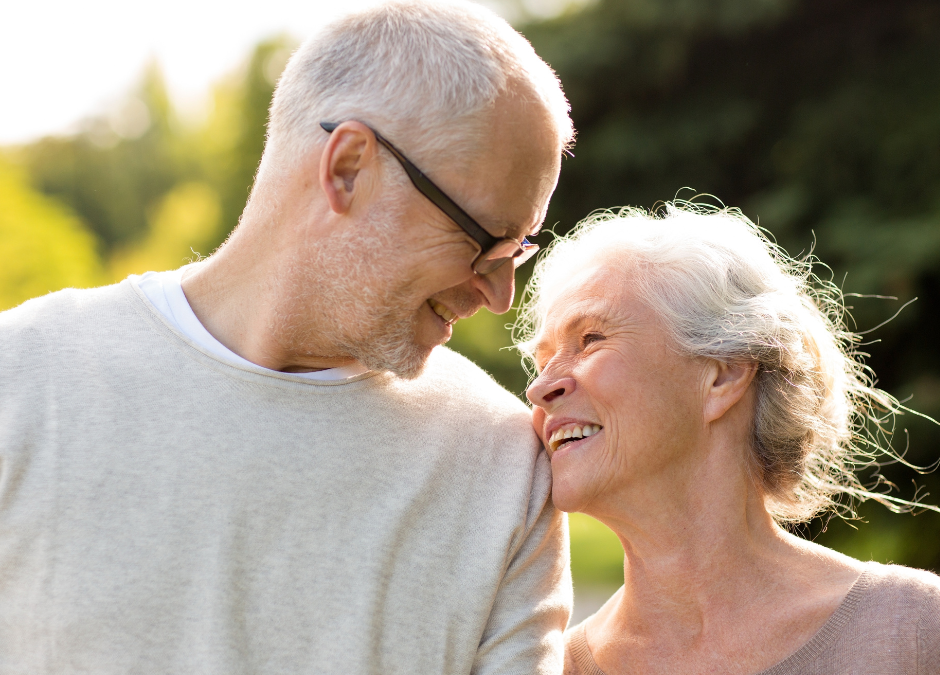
xmin=703 ymin=359 xmax=758 ymax=424
xmin=319 ymin=121 xmax=379 ymax=215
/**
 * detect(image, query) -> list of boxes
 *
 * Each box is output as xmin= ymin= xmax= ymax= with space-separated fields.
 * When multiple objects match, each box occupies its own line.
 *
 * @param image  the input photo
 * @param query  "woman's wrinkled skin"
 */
xmin=527 ymin=261 xmax=863 ymax=675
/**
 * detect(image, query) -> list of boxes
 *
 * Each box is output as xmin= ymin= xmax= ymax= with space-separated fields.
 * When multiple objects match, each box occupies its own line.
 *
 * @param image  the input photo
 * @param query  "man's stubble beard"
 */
xmin=274 ymin=194 xmax=432 ymax=379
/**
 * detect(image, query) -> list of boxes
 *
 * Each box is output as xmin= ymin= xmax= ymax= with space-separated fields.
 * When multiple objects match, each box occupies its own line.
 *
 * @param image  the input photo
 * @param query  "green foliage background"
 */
xmin=2 ymin=0 xmax=939 ymax=591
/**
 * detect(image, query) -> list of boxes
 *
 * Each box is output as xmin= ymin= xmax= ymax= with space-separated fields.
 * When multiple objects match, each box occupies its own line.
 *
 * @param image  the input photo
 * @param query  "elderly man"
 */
xmin=0 ymin=1 xmax=574 ymax=673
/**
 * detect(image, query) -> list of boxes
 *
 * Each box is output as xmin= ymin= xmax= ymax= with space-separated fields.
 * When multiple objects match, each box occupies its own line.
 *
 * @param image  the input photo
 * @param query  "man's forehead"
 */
xmin=459 ymin=102 xmax=561 ymax=240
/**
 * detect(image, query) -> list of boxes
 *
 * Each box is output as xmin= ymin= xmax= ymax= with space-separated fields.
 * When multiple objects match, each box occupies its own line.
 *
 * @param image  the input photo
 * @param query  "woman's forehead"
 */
xmin=534 ymin=269 xmax=645 ymax=350
xmin=541 ymin=264 xmax=630 ymax=319
xmin=544 ymin=261 xmax=616 ymax=299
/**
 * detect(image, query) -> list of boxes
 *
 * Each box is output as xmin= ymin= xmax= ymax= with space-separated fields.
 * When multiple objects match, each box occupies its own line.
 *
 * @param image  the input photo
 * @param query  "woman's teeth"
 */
xmin=549 ymin=424 xmax=602 ymax=452
xmin=429 ymin=299 xmax=457 ymax=324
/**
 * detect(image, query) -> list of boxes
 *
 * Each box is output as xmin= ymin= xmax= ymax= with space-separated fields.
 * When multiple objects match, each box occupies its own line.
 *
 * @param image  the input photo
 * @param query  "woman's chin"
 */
xmin=550 ymin=478 xmax=593 ymax=514
xmin=548 ymin=434 xmax=605 ymax=513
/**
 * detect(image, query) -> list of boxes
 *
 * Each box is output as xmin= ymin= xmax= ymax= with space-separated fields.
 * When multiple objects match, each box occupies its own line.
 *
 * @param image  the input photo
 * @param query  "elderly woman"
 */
xmin=519 ymin=205 xmax=940 ymax=674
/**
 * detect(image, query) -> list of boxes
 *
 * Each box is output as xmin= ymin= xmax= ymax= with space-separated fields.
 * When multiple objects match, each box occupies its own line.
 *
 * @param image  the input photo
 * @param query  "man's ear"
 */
xmin=319 ymin=121 xmax=379 ymax=215
xmin=703 ymin=359 xmax=758 ymax=424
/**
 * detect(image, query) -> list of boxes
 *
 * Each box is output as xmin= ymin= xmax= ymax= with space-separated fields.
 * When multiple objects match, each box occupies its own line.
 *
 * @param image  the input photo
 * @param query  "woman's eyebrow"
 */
xmin=561 ymin=309 xmax=613 ymax=333
xmin=534 ymin=310 xmax=610 ymax=355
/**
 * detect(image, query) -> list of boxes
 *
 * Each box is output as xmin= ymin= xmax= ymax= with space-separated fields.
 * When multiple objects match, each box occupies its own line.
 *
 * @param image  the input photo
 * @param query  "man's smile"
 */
xmin=428 ymin=298 xmax=458 ymax=325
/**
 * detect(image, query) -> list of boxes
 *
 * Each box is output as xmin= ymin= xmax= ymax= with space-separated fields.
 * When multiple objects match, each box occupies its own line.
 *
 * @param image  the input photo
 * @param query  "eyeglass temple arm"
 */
xmin=319 ymin=122 xmax=497 ymax=251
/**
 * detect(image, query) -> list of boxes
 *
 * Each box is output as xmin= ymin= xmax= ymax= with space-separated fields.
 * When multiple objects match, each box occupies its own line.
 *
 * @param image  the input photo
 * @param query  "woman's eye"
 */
xmin=582 ymin=332 xmax=605 ymax=347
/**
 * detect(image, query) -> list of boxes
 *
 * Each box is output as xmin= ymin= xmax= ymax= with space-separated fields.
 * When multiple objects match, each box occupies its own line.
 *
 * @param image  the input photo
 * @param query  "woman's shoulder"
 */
xmin=855 ymin=561 xmax=940 ymax=624
xmin=858 ymin=562 xmax=940 ymax=664
xmin=863 ymin=560 xmax=940 ymax=601
xmin=563 ymin=586 xmax=624 ymax=675
xmin=791 ymin=536 xmax=940 ymax=611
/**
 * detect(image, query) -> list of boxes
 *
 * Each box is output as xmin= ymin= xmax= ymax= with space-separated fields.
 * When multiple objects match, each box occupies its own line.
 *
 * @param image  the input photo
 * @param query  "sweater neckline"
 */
xmin=569 ymin=567 xmax=874 ymax=675
xmin=756 ymin=567 xmax=873 ymax=674
xmin=123 ymin=278 xmax=381 ymax=387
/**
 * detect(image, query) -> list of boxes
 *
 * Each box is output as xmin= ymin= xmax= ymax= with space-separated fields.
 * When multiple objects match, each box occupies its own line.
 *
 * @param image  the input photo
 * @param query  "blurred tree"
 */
xmin=568 ymin=512 xmax=624 ymax=587
xmin=17 ymin=63 xmax=184 ymax=251
xmin=196 ymin=36 xmax=297 ymax=251
xmin=0 ymin=159 xmax=104 ymax=311
xmin=110 ymin=182 xmax=222 ymax=279
xmin=14 ymin=36 xmax=296 ymax=261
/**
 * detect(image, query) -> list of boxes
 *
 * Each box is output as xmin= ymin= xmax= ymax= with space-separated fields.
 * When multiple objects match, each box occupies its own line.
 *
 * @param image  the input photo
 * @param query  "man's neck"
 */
xmin=180 ymin=218 xmax=359 ymax=374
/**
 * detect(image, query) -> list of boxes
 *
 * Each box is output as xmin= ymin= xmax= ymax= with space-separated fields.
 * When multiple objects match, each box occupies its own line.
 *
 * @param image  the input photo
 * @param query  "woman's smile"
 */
xmin=545 ymin=422 xmax=604 ymax=457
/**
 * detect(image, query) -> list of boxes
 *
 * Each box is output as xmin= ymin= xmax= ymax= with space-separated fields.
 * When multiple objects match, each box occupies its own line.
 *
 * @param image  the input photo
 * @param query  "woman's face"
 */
xmin=526 ymin=262 xmax=711 ymax=515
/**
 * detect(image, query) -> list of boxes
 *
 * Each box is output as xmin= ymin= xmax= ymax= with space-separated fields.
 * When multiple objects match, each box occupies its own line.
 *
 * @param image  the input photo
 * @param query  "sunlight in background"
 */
xmin=0 ymin=0 xmax=591 ymax=145
xmin=1 ymin=0 xmax=375 ymax=144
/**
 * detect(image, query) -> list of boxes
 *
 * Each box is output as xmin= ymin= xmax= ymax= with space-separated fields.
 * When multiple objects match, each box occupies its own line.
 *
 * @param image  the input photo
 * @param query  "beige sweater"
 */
xmin=565 ymin=562 xmax=940 ymax=674
xmin=0 ymin=281 xmax=571 ymax=674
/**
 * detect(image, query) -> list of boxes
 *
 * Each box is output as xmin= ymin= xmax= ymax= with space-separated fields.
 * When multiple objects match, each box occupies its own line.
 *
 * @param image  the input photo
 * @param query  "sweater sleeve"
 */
xmin=471 ymin=449 xmax=572 ymax=675
xmin=918 ymin=574 xmax=940 ymax=674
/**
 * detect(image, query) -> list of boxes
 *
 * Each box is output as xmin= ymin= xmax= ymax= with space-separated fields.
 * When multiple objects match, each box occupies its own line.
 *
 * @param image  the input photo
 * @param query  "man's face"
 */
xmin=332 ymin=95 xmax=564 ymax=378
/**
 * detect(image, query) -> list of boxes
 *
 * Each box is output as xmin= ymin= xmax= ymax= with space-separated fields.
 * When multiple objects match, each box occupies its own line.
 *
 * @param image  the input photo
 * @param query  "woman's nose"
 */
xmin=526 ymin=375 xmax=577 ymax=409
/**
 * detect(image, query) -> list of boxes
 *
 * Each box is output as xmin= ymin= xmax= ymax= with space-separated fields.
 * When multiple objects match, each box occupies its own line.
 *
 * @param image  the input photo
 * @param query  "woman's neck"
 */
xmin=581 ymin=442 xmax=864 ymax=674
xmin=593 ymin=453 xmax=784 ymax=627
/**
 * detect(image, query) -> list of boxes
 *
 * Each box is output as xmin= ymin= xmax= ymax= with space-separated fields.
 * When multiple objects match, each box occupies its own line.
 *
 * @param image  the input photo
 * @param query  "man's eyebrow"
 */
xmin=485 ymin=216 xmax=544 ymax=241
xmin=487 ymin=218 xmax=525 ymax=240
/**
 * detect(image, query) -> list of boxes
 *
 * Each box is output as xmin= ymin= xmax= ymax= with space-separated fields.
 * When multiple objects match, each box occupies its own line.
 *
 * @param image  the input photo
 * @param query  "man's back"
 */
xmin=0 ymin=282 xmax=569 ymax=674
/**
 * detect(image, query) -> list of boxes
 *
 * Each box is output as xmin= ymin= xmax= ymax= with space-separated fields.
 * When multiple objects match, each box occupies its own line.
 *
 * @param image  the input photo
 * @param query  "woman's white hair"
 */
xmin=515 ymin=202 xmax=932 ymax=523
xmin=263 ymin=0 xmax=572 ymax=178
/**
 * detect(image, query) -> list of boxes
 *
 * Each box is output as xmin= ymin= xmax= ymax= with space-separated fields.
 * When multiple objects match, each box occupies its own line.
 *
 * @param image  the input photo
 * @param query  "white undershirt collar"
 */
xmin=133 ymin=267 xmax=369 ymax=381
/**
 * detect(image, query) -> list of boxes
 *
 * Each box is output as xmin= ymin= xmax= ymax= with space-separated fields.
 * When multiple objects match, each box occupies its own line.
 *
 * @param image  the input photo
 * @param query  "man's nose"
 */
xmin=526 ymin=374 xmax=577 ymax=409
xmin=470 ymin=261 xmax=515 ymax=315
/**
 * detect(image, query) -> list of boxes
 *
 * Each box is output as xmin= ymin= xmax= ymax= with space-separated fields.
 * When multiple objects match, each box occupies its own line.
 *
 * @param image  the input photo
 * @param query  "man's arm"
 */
xmin=472 ymin=449 xmax=572 ymax=675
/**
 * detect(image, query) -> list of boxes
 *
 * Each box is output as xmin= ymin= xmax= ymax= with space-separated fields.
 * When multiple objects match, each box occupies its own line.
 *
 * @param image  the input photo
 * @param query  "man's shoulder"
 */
xmin=0 ymin=282 xmax=133 ymax=331
xmin=0 ymin=282 xmax=140 ymax=363
xmin=393 ymin=346 xmax=539 ymax=450
xmin=421 ymin=346 xmax=530 ymax=413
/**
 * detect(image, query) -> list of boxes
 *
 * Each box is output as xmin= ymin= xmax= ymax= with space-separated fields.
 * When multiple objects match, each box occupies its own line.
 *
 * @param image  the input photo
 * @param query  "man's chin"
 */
xmin=341 ymin=306 xmax=441 ymax=380
xmin=356 ymin=342 xmax=434 ymax=380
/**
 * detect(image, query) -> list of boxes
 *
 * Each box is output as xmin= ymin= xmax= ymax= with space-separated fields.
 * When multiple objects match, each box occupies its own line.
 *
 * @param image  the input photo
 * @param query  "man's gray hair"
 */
xmin=264 ymin=0 xmax=573 ymax=177
xmin=516 ymin=203 xmax=925 ymax=523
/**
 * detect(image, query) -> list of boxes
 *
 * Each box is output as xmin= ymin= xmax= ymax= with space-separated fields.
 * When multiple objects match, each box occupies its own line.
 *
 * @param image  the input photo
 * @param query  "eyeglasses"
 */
xmin=320 ymin=121 xmax=539 ymax=275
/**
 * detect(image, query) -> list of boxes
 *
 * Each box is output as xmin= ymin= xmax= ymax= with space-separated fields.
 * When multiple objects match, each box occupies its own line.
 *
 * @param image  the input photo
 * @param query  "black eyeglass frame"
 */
xmin=320 ymin=121 xmax=538 ymax=275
